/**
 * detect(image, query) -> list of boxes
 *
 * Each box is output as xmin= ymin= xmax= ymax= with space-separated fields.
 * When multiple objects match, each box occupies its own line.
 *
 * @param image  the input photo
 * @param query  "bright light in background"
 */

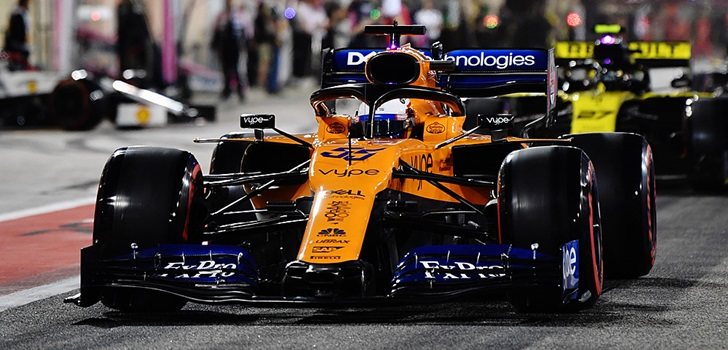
xmin=600 ymin=35 xmax=616 ymax=44
xmin=284 ymin=7 xmax=296 ymax=20
xmin=90 ymin=10 xmax=101 ymax=22
xmin=483 ymin=15 xmax=499 ymax=29
xmin=370 ymin=9 xmax=381 ymax=20
xmin=566 ymin=12 xmax=582 ymax=27
xmin=76 ymin=5 xmax=112 ymax=23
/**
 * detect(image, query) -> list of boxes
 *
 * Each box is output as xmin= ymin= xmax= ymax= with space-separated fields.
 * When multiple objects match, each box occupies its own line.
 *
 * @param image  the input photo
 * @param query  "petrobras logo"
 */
xmin=444 ymin=51 xmax=536 ymax=70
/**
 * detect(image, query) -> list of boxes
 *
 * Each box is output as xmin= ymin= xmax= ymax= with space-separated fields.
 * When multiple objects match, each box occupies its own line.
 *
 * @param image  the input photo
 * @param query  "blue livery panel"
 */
xmin=562 ymin=240 xmax=580 ymax=300
xmin=444 ymin=49 xmax=548 ymax=71
xmin=324 ymin=47 xmax=557 ymax=113
xmin=108 ymin=244 xmax=258 ymax=286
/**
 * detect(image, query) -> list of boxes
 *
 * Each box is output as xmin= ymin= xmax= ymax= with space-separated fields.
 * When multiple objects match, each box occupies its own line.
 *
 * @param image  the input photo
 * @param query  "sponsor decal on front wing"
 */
xmin=160 ymin=260 xmax=238 ymax=279
xmin=419 ymin=260 xmax=507 ymax=280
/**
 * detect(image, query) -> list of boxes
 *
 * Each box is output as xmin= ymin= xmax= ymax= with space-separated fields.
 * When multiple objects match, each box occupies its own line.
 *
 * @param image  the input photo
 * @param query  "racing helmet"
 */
xmin=357 ymin=98 xmax=412 ymax=138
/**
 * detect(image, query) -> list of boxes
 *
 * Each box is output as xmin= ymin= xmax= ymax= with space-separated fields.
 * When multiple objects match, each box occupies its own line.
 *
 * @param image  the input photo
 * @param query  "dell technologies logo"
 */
xmin=444 ymin=52 xmax=536 ymax=69
xmin=346 ymin=51 xmax=378 ymax=66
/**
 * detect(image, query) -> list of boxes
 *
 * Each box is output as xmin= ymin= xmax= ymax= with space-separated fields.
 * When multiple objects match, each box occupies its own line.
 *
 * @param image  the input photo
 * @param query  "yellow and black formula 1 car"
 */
xmin=66 ymin=25 xmax=656 ymax=314
xmin=551 ymin=25 xmax=728 ymax=189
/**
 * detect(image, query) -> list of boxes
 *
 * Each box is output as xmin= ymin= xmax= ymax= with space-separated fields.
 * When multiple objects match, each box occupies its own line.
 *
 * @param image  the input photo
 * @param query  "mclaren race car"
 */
xmin=66 ymin=25 xmax=656 ymax=313
xmin=551 ymin=24 xmax=728 ymax=189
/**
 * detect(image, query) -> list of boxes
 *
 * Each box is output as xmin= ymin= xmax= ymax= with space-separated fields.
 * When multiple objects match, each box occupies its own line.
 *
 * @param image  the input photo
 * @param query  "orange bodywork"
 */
xmin=239 ymin=45 xmax=538 ymax=264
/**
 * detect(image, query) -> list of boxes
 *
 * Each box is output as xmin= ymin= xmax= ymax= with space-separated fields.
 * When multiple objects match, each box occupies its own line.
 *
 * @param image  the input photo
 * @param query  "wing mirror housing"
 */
xmin=671 ymin=75 xmax=692 ymax=89
xmin=479 ymin=113 xmax=515 ymax=141
xmin=240 ymin=114 xmax=276 ymax=129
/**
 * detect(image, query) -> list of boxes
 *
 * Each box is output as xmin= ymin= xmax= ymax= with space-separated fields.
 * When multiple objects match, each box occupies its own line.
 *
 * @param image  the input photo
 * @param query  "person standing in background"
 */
xmin=212 ymin=0 xmax=247 ymax=102
xmin=4 ymin=0 xmax=30 ymax=71
xmin=414 ymin=0 xmax=443 ymax=47
xmin=117 ymin=0 xmax=155 ymax=84
xmin=322 ymin=2 xmax=350 ymax=50
xmin=292 ymin=0 xmax=327 ymax=79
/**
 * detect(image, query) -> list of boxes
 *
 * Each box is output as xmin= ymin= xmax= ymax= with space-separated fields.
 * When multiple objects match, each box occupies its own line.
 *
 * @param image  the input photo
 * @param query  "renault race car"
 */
xmin=550 ymin=24 xmax=728 ymax=189
xmin=66 ymin=25 xmax=656 ymax=313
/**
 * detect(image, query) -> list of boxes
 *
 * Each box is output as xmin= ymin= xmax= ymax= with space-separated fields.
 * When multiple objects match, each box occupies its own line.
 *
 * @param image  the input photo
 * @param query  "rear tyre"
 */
xmin=688 ymin=98 xmax=728 ymax=191
xmin=498 ymin=146 xmax=603 ymax=312
xmin=568 ymin=133 xmax=656 ymax=278
xmin=93 ymin=147 xmax=205 ymax=312
xmin=50 ymin=78 xmax=105 ymax=131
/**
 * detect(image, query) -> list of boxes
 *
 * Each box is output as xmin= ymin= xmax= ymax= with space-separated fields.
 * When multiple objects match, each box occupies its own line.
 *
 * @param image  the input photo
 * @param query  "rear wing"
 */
xmin=320 ymin=47 xmax=557 ymax=115
xmin=555 ymin=41 xmax=691 ymax=68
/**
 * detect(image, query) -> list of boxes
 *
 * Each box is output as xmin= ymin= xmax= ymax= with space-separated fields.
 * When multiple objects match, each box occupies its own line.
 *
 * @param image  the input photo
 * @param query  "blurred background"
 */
xmin=0 ymin=0 xmax=726 ymax=100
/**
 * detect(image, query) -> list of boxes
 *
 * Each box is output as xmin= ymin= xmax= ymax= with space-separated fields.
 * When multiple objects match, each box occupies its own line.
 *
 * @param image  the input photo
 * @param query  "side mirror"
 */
xmin=479 ymin=113 xmax=514 ymax=131
xmin=240 ymin=114 xmax=275 ymax=129
xmin=478 ymin=113 xmax=514 ymax=141
xmin=671 ymin=75 xmax=692 ymax=89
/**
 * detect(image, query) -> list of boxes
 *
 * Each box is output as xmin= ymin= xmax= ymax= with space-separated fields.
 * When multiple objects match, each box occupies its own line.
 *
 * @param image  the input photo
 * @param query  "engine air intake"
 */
xmin=366 ymin=53 xmax=420 ymax=85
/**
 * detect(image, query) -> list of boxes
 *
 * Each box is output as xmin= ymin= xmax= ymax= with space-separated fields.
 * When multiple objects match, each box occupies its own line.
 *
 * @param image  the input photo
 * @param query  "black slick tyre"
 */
xmin=50 ymin=78 xmax=104 ymax=131
xmin=568 ymin=133 xmax=656 ymax=278
xmin=93 ymin=146 xmax=205 ymax=312
xmin=498 ymin=146 xmax=603 ymax=312
xmin=688 ymin=98 xmax=728 ymax=191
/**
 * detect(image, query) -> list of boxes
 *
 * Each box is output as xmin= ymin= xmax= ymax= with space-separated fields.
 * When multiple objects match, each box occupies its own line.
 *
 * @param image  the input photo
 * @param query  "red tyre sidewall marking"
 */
xmin=181 ymin=163 xmax=201 ymax=242
xmin=496 ymin=183 xmax=503 ymax=244
xmin=645 ymin=145 xmax=656 ymax=264
xmin=587 ymin=164 xmax=603 ymax=296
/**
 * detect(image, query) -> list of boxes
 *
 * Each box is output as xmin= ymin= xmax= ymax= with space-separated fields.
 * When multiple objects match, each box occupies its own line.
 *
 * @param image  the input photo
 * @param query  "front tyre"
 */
xmin=498 ymin=146 xmax=603 ymax=312
xmin=93 ymin=147 xmax=206 ymax=311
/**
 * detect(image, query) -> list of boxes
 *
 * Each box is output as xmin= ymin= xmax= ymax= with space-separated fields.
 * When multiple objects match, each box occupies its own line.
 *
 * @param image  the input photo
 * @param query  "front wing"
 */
xmin=66 ymin=241 xmax=581 ymax=307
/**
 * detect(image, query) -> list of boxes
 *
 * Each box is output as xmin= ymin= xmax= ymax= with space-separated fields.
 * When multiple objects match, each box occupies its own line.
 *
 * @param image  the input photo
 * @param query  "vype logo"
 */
xmin=242 ymin=116 xmax=272 ymax=124
xmin=485 ymin=116 xmax=514 ymax=125
xmin=240 ymin=114 xmax=275 ymax=128
xmin=445 ymin=52 xmax=536 ymax=69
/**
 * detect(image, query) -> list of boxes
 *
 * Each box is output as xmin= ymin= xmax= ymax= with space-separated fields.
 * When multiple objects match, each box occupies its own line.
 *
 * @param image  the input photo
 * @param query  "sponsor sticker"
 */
xmin=555 ymin=41 xmax=594 ymax=59
xmin=160 ymin=260 xmax=237 ymax=279
xmin=318 ymin=168 xmax=380 ymax=177
xmin=309 ymin=255 xmax=342 ymax=260
xmin=326 ymin=189 xmax=366 ymax=200
xmin=315 ymin=239 xmax=350 ymax=244
xmin=324 ymin=200 xmax=350 ymax=225
xmin=425 ymin=122 xmax=445 ymax=134
xmin=320 ymin=147 xmax=385 ymax=161
xmin=419 ymin=260 xmax=506 ymax=280
xmin=409 ymin=153 xmax=433 ymax=190
xmin=240 ymin=114 xmax=275 ymax=128
xmin=317 ymin=228 xmax=347 ymax=237
xmin=312 ymin=246 xmax=344 ymax=253
xmin=562 ymin=240 xmax=579 ymax=291
xmin=444 ymin=50 xmax=541 ymax=70
xmin=326 ymin=122 xmax=346 ymax=134
xmin=629 ymin=41 xmax=691 ymax=60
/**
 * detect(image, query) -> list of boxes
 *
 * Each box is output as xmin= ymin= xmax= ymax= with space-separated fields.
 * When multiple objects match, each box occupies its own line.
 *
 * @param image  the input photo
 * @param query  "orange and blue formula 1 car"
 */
xmin=550 ymin=25 xmax=728 ymax=190
xmin=66 ymin=25 xmax=655 ymax=313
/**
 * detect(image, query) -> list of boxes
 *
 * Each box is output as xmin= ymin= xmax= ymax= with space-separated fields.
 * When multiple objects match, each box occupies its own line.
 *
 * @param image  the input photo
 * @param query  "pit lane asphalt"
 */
xmin=1 ymin=86 xmax=727 ymax=349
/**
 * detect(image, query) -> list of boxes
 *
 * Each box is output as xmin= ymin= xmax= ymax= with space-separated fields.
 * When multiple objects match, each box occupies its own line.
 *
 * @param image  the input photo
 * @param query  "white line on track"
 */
xmin=0 ymin=197 xmax=96 ymax=223
xmin=0 ymin=275 xmax=79 ymax=312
